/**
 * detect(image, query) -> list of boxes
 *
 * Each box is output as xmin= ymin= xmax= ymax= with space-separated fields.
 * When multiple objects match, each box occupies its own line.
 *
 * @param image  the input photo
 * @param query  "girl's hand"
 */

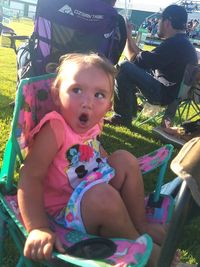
xmin=24 ymin=228 xmax=65 ymax=261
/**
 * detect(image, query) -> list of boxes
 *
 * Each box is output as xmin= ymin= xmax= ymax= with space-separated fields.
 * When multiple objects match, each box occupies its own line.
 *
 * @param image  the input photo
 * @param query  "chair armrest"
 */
xmin=138 ymin=144 xmax=174 ymax=202
xmin=138 ymin=144 xmax=174 ymax=174
xmin=6 ymin=35 xmax=29 ymax=53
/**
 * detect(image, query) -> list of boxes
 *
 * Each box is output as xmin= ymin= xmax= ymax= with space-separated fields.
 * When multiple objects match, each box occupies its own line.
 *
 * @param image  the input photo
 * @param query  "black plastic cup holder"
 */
xmin=66 ymin=237 xmax=117 ymax=260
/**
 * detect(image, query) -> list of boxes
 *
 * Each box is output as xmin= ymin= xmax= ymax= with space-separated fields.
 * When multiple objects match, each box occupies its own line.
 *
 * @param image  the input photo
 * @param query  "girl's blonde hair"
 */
xmin=51 ymin=53 xmax=117 ymax=98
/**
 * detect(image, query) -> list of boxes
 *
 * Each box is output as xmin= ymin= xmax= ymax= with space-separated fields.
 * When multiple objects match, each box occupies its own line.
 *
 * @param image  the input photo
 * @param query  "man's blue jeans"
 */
xmin=114 ymin=61 xmax=164 ymax=125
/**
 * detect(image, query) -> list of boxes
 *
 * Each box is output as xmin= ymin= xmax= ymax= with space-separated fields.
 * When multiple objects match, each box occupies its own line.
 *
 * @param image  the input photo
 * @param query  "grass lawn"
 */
xmin=0 ymin=19 xmax=200 ymax=266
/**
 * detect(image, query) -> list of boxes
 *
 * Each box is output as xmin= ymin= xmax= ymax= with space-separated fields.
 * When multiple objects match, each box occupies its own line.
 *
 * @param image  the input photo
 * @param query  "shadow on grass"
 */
xmin=0 ymin=70 xmax=16 ymax=82
xmin=180 ymin=215 xmax=200 ymax=264
xmin=0 ymin=93 xmax=15 ymax=111
xmin=102 ymin=124 xmax=162 ymax=156
xmin=133 ymin=124 xmax=157 ymax=139
xmin=101 ymin=124 xmax=172 ymax=193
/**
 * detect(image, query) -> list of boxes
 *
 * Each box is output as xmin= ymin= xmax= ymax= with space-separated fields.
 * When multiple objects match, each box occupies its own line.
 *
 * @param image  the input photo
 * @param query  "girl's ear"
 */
xmin=51 ymin=87 xmax=60 ymax=107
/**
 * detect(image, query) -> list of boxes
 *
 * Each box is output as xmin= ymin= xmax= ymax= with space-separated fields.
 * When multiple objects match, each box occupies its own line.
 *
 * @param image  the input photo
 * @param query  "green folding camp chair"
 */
xmin=0 ymin=73 xmax=174 ymax=267
xmin=152 ymin=64 xmax=200 ymax=147
xmin=133 ymin=64 xmax=200 ymax=127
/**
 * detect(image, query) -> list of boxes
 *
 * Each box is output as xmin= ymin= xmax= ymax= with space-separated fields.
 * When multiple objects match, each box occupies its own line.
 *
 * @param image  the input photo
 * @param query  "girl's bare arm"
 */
xmin=18 ymin=122 xmax=65 ymax=260
xmin=18 ymin=122 xmax=59 ymax=231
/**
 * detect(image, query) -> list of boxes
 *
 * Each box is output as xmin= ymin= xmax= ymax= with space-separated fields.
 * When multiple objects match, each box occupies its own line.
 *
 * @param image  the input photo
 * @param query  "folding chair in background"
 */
xmin=152 ymin=64 xmax=200 ymax=146
xmin=164 ymin=64 xmax=200 ymax=125
xmin=13 ymin=0 xmax=123 ymax=81
xmin=134 ymin=64 xmax=200 ymax=127
xmin=0 ymin=73 xmax=175 ymax=267
xmin=1 ymin=29 xmax=29 ymax=54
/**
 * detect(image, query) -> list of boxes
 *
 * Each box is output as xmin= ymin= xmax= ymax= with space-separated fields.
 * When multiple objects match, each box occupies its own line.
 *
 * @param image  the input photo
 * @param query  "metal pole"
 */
xmin=157 ymin=181 xmax=198 ymax=267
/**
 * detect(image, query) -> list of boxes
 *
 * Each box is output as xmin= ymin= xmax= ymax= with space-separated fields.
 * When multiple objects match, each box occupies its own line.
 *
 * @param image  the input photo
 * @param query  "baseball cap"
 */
xmin=161 ymin=5 xmax=188 ymax=30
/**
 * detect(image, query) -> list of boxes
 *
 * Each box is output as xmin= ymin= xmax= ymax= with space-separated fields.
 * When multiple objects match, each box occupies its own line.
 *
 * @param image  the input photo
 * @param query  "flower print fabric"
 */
xmin=66 ymin=139 xmax=110 ymax=189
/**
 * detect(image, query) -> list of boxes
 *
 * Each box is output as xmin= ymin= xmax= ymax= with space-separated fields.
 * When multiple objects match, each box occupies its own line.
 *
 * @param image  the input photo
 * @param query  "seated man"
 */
xmin=106 ymin=4 xmax=198 ymax=127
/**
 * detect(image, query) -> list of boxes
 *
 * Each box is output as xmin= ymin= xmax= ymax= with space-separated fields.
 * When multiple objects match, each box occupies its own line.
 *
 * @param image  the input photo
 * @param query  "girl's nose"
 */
xmin=81 ymin=94 xmax=93 ymax=109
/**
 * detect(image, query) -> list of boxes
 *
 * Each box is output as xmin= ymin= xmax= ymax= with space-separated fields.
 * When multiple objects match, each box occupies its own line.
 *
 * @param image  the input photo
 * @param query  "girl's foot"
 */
xmin=139 ymin=222 xmax=167 ymax=245
xmin=148 ymin=244 xmax=180 ymax=267
xmin=171 ymin=250 xmax=181 ymax=267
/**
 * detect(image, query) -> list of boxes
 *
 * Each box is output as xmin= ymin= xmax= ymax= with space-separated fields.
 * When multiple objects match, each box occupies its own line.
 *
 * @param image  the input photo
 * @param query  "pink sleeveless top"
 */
xmin=29 ymin=111 xmax=102 ymax=216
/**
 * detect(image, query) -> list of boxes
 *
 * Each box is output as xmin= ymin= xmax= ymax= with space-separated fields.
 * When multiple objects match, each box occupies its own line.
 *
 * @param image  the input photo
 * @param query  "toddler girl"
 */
xmin=18 ymin=53 xmax=167 ymax=266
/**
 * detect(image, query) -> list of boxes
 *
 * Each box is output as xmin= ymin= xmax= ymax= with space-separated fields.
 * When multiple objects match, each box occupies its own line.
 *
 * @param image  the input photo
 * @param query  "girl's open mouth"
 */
xmin=79 ymin=113 xmax=89 ymax=125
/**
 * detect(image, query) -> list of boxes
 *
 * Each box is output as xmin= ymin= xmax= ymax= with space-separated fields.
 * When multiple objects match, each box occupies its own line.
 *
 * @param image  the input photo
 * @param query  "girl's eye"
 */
xmin=73 ymin=87 xmax=82 ymax=94
xmin=95 ymin=92 xmax=105 ymax=99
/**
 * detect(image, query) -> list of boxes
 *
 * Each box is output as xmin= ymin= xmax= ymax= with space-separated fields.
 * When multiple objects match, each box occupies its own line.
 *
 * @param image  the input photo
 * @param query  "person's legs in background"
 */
xmin=113 ymin=64 xmax=138 ymax=126
xmin=107 ymin=61 xmax=163 ymax=126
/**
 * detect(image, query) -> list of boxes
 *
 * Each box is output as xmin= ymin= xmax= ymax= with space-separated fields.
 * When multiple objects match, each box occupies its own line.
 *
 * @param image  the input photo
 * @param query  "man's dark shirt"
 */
xmin=134 ymin=33 xmax=198 ymax=104
xmin=111 ymin=14 xmax=127 ymax=65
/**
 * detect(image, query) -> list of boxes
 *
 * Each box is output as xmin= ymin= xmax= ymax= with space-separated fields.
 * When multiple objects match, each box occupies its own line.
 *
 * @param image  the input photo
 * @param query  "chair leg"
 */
xmin=7 ymin=221 xmax=36 ymax=267
xmin=0 ymin=204 xmax=7 ymax=266
xmin=133 ymin=94 xmax=165 ymax=126
xmin=0 ymin=210 xmax=8 ymax=266
xmin=156 ymin=181 xmax=197 ymax=267
xmin=186 ymin=101 xmax=200 ymax=121
xmin=163 ymin=100 xmax=178 ymax=123
xmin=16 ymin=256 xmax=27 ymax=267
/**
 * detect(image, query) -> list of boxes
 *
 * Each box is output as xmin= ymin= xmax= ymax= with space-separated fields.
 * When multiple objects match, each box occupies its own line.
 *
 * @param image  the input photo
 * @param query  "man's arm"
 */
xmin=124 ymin=20 xmax=140 ymax=61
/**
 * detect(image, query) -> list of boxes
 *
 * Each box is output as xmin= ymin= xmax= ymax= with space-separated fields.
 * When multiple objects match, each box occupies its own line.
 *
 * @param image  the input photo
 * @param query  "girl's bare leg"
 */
xmin=108 ymin=150 xmax=166 ymax=245
xmin=81 ymin=183 xmax=140 ymax=239
xmin=81 ymin=179 xmax=178 ymax=267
